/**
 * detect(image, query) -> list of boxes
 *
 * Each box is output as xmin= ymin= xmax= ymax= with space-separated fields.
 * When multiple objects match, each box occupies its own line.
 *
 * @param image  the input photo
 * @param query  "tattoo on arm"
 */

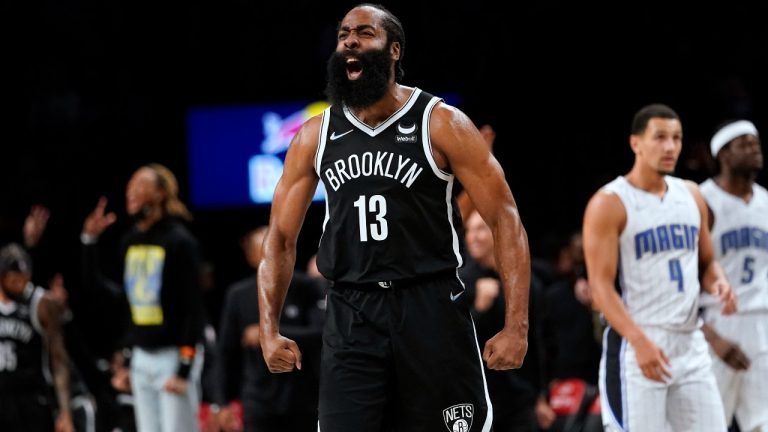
xmin=41 ymin=297 xmax=71 ymax=415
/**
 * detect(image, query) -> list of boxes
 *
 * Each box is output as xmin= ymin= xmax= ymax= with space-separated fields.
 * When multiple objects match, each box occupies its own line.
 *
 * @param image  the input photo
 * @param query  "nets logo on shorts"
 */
xmin=443 ymin=403 xmax=474 ymax=432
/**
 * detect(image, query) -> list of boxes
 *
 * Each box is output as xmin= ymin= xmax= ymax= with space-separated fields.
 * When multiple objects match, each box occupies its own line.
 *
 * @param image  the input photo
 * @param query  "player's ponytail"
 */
xmin=147 ymin=163 xmax=193 ymax=221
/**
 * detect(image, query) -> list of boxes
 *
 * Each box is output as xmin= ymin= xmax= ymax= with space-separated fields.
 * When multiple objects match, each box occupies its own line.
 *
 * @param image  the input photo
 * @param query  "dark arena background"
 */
xmin=3 ymin=0 xmax=767 ymax=292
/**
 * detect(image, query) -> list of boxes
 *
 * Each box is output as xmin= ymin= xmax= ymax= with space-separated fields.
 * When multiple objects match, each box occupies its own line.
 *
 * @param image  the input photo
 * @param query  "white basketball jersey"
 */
xmin=700 ymin=179 xmax=768 ymax=313
xmin=604 ymin=176 xmax=701 ymax=330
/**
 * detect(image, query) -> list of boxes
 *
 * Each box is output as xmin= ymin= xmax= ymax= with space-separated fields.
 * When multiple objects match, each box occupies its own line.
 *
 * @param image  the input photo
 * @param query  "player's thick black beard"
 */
xmin=731 ymin=164 xmax=762 ymax=178
xmin=325 ymin=46 xmax=392 ymax=109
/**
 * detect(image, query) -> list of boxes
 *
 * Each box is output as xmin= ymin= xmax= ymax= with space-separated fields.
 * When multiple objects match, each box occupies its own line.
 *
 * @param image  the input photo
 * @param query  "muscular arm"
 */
xmin=583 ymin=191 xmax=670 ymax=382
xmin=456 ymin=124 xmax=496 ymax=223
xmin=582 ymin=192 xmax=638 ymax=340
xmin=685 ymin=181 xmax=736 ymax=313
xmin=258 ymin=117 xmax=321 ymax=372
xmin=456 ymin=192 xmax=474 ymax=224
xmin=430 ymin=105 xmax=529 ymax=369
xmin=38 ymin=295 xmax=72 ymax=422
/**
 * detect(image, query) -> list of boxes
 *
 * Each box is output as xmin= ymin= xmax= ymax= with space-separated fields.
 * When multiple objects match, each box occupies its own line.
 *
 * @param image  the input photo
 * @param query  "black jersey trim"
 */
xmin=342 ymin=88 xmax=422 ymax=137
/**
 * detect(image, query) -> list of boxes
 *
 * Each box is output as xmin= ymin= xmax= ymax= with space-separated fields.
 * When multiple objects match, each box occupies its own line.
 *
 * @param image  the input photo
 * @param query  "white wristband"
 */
xmin=80 ymin=233 xmax=98 ymax=245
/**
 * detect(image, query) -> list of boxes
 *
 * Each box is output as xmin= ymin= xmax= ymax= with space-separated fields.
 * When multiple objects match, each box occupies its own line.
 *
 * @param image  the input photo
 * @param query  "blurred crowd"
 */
xmin=0 ymin=127 xmax=615 ymax=432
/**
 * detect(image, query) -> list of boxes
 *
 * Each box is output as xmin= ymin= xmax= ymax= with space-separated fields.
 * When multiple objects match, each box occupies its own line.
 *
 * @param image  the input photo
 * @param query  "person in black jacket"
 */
xmin=213 ymin=226 xmax=324 ymax=432
xmin=81 ymin=163 xmax=205 ymax=432
xmin=460 ymin=211 xmax=556 ymax=432
xmin=0 ymin=243 xmax=74 ymax=432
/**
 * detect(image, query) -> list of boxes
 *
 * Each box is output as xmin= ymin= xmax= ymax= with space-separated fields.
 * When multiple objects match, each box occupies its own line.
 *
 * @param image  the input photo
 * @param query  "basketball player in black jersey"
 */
xmin=0 ymin=244 xmax=74 ymax=432
xmin=258 ymin=4 xmax=530 ymax=431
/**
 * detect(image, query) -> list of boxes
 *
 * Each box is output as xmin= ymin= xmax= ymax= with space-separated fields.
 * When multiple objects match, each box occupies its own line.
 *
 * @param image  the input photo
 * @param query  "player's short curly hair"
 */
xmin=0 ymin=243 xmax=32 ymax=275
xmin=357 ymin=3 xmax=406 ymax=82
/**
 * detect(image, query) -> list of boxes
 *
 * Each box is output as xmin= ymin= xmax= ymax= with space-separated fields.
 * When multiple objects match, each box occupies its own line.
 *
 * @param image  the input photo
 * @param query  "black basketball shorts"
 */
xmin=0 ymin=392 xmax=55 ymax=432
xmin=318 ymin=270 xmax=492 ymax=432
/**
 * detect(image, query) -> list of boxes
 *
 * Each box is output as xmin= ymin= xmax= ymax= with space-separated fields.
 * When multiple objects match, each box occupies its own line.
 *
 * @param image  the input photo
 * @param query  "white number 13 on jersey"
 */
xmin=354 ymin=195 xmax=389 ymax=242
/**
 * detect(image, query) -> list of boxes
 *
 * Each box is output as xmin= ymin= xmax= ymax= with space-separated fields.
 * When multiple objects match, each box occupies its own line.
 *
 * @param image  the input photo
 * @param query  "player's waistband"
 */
xmin=331 ymin=269 xmax=458 ymax=291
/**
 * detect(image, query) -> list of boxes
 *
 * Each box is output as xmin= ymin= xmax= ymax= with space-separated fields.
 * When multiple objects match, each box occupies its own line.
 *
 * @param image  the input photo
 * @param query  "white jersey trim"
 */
xmin=319 ymin=185 xmax=330 ymax=247
xmin=417 ymin=94 xmax=462 ymax=268
xmin=72 ymin=395 xmax=97 ymax=432
xmin=342 ymin=88 xmax=422 ymax=137
xmin=470 ymin=318 xmax=494 ymax=432
xmin=0 ymin=301 xmax=17 ymax=315
xmin=29 ymin=285 xmax=45 ymax=335
xmin=421 ymin=96 xmax=452 ymax=181
xmin=446 ymin=177 xmax=463 ymax=267
xmin=314 ymin=107 xmax=331 ymax=176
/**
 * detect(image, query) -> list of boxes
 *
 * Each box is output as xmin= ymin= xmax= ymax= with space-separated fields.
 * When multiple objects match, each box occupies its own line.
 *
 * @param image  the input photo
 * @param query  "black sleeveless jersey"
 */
xmin=0 ymin=284 xmax=48 ymax=394
xmin=314 ymin=88 xmax=465 ymax=283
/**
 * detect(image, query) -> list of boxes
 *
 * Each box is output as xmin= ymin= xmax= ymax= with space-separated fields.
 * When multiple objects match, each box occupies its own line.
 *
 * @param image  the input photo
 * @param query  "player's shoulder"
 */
xmin=35 ymin=290 xmax=65 ymax=328
xmin=749 ymin=182 xmax=768 ymax=208
xmin=583 ymin=188 xmax=627 ymax=234
xmin=698 ymin=177 xmax=716 ymax=189
xmin=429 ymin=97 xmax=471 ymax=127
xmin=299 ymin=113 xmax=324 ymax=141
xmin=408 ymin=85 xmax=468 ymax=131
xmin=427 ymin=97 xmax=484 ymax=155
xmin=586 ymin=184 xmax=626 ymax=217
xmin=590 ymin=176 xmax=631 ymax=203
xmin=698 ymin=177 xmax=717 ymax=195
xmin=285 ymin=113 xmax=324 ymax=157
xmin=678 ymin=177 xmax=699 ymax=189
xmin=402 ymin=85 xmax=471 ymax=132
xmin=753 ymin=182 xmax=768 ymax=197
xmin=674 ymin=176 xmax=705 ymax=199
xmin=589 ymin=187 xmax=625 ymax=208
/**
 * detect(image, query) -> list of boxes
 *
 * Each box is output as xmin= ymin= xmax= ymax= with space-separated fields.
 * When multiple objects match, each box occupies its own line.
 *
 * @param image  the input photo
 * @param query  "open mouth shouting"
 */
xmin=346 ymin=58 xmax=363 ymax=80
xmin=325 ymin=46 xmax=391 ymax=108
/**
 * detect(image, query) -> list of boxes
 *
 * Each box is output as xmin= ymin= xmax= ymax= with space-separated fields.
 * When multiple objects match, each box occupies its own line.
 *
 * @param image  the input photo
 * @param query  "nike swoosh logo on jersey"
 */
xmin=450 ymin=290 xmax=464 ymax=301
xmin=330 ymin=129 xmax=354 ymax=140
xmin=397 ymin=123 xmax=416 ymax=134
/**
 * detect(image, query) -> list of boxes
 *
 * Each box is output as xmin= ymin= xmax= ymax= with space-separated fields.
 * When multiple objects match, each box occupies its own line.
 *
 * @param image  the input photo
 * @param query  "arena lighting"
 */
xmin=186 ymin=93 xmax=461 ymax=209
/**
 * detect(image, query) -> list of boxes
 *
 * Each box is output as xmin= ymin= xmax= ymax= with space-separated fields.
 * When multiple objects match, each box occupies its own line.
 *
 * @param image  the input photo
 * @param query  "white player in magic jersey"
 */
xmin=699 ymin=119 xmax=768 ymax=432
xmin=583 ymin=104 xmax=737 ymax=432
